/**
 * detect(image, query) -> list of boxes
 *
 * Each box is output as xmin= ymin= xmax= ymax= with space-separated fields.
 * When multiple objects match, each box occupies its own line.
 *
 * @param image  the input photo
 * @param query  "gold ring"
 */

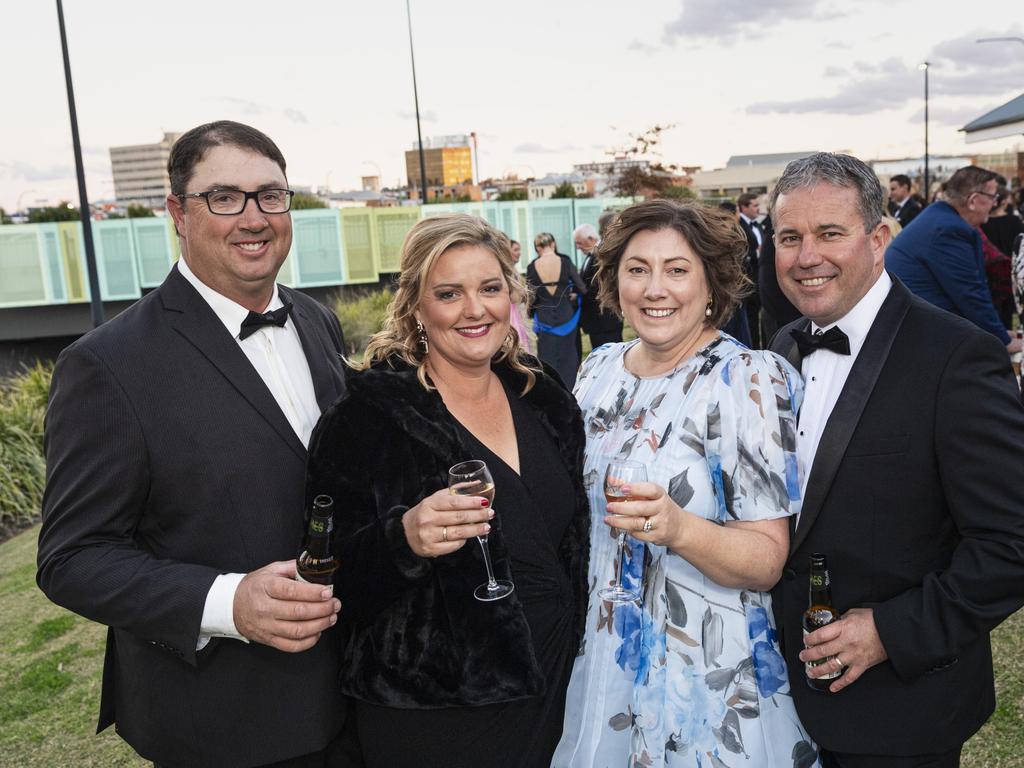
xmin=442 ymin=526 xmax=448 ymax=542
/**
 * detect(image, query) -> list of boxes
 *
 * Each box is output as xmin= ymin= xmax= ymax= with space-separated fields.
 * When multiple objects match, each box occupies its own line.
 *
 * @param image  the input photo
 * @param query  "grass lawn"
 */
xmin=1 ymin=523 xmax=1021 ymax=766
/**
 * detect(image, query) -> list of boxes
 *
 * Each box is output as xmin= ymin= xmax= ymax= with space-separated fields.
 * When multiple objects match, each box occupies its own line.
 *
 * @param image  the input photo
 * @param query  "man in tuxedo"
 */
xmin=886 ymin=165 xmax=1020 ymax=355
xmin=768 ymin=152 xmax=1024 ymax=767
xmin=573 ymin=223 xmax=623 ymax=349
xmin=737 ymin=193 xmax=763 ymax=346
xmin=886 ymin=174 xmax=921 ymax=227
xmin=37 ymin=121 xmax=354 ymax=767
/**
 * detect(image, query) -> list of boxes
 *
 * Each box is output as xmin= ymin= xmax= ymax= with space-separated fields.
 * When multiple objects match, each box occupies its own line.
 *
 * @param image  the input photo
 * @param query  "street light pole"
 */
xmin=920 ymin=61 xmax=930 ymax=202
xmin=56 ymin=0 xmax=104 ymax=327
xmin=405 ymin=0 xmax=428 ymax=203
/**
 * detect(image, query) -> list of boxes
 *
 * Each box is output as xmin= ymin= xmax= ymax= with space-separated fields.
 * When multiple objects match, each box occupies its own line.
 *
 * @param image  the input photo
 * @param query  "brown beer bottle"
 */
xmin=296 ymin=495 xmax=338 ymax=590
xmin=803 ymin=553 xmax=843 ymax=691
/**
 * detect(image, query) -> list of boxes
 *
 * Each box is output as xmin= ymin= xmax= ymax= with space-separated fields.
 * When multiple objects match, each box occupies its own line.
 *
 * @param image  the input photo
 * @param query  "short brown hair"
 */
xmin=944 ymin=166 xmax=998 ymax=207
xmin=361 ymin=214 xmax=538 ymax=391
xmin=593 ymin=199 xmax=750 ymax=328
xmin=168 ymin=120 xmax=287 ymax=195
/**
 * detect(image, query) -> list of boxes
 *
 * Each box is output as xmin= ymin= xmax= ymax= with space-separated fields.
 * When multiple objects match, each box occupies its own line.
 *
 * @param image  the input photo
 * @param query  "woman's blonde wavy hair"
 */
xmin=358 ymin=213 xmax=540 ymax=393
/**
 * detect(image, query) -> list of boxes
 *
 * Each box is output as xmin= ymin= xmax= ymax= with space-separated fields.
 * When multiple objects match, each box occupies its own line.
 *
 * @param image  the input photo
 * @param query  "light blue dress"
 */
xmin=552 ymin=335 xmax=819 ymax=768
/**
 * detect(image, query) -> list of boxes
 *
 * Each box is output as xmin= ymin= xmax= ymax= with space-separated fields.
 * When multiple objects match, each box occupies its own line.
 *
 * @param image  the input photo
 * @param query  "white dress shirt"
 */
xmin=177 ymin=257 xmax=321 ymax=648
xmin=796 ymin=270 xmax=892 ymax=504
xmin=740 ymin=213 xmax=763 ymax=250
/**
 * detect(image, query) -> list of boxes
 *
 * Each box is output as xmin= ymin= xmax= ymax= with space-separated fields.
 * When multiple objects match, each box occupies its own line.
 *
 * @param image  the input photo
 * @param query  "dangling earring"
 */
xmin=416 ymin=320 xmax=429 ymax=353
xmin=705 ymin=298 xmax=713 ymax=317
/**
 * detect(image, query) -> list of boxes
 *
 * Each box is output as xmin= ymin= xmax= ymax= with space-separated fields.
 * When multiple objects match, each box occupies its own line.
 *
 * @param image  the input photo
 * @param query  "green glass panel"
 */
xmin=292 ymin=210 xmax=343 ymax=286
xmin=529 ymin=200 xmax=576 ymax=265
xmin=40 ymin=227 xmax=65 ymax=302
xmin=340 ymin=210 xmax=379 ymax=284
xmin=94 ymin=221 xmax=140 ymax=300
xmin=0 ymin=227 xmax=46 ymax=306
xmin=374 ymin=208 xmax=421 ymax=273
xmin=132 ymin=218 xmax=173 ymax=287
xmin=57 ymin=222 xmax=88 ymax=302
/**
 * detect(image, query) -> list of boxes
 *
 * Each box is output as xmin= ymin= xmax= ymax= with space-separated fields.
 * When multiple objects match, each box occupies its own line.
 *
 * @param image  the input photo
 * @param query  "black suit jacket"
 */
xmin=738 ymin=217 xmax=761 ymax=287
xmin=579 ymin=252 xmax=623 ymax=336
xmin=757 ymin=216 xmax=801 ymax=327
xmin=889 ymin=197 xmax=922 ymax=228
xmin=37 ymin=266 xmax=349 ymax=767
xmin=770 ymin=278 xmax=1024 ymax=755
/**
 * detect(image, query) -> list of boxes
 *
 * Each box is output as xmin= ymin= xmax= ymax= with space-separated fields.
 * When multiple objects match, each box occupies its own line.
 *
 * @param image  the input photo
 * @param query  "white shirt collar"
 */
xmin=176 ymin=257 xmax=283 ymax=340
xmin=811 ymin=270 xmax=892 ymax=351
xmin=740 ymin=213 xmax=757 ymax=226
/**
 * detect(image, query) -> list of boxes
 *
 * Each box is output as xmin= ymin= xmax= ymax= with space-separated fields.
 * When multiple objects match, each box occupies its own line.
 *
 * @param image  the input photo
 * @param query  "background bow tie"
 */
xmin=239 ymin=302 xmax=293 ymax=340
xmin=790 ymin=326 xmax=850 ymax=358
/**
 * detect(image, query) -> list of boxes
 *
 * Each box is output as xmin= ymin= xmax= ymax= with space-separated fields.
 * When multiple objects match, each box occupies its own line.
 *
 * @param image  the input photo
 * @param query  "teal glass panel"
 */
xmin=529 ymin=200 xmax=575 ymax=265
xmin=292 ymin=210 xmax=344 ymax=286
xmin=132 ymin=218 xmax=174 ymax=287
xmin=40 ymin=226 xmax=65 ymax=302
xmin=0 ymin=226 xmax=47 ymax=307
xmin=94 ymin=221 xmax=141 ymax=300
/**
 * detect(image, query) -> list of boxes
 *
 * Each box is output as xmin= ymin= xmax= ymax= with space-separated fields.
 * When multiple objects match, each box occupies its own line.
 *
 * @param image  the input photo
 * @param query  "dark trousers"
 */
xmin=821 ymin=745 xmax=962 ymax=768
xmin=588 ymin=328 xmax=623 ymax=349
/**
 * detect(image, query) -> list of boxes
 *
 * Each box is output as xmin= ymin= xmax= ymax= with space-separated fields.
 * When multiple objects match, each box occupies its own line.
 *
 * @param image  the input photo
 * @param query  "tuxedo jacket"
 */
xmin=579 ymin=252 xmax=623 ymax=336
xmin=770 ymin=278 xmax=1024 ymax=755
xmin=756 ymin=216 xmax=801 ymax=328
xmin=738 ymin=217 xmax=761 ymax=287
xmin=37 ymin=266 xmax=349 ymax=768
xmin=889 ymin=197 xmax=922 ymax=228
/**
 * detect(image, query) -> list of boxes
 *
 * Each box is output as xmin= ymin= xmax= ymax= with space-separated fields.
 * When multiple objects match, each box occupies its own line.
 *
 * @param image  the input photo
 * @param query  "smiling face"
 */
xmin=774 ymin=183 xmax=889 ymax=327
xmin=166 ymin=144 xmax=291 ymax=311
xmin=617 ymin=227 xmax=711 ymax=357
xmin=414 ymin=244 xmax=512 ymax=374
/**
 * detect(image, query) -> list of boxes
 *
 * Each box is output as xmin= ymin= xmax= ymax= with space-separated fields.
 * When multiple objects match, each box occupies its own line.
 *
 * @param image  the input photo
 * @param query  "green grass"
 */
xmin=0 ymin=524 xmax=1020 ymax=765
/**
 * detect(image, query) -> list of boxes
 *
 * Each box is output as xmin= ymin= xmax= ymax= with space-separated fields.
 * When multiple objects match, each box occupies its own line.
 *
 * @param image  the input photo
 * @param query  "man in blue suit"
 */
xmin=886 ymin=165 xmax=1021 ymax=354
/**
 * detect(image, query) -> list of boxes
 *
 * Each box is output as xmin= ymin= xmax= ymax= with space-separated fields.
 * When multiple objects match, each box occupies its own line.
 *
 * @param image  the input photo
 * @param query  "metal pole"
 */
xmin=56 ymin=0 xmax=104 ymax=327
xmin=406 ymin=0 xmax=428 ymax=203
xmin=922 ymin=62 xmax=930 ymax=203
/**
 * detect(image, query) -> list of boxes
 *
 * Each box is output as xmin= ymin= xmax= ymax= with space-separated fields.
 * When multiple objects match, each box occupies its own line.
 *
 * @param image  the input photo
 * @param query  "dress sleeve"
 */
xmin=705 ymin=350 xmax=803 ymax=523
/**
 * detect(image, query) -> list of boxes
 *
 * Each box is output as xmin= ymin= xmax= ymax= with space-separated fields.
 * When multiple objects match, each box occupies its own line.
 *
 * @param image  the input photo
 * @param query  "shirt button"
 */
xmin=799 ymin=431 xmax=804 ymax=436
xmin=811 ymin=376 xmax=816 ymax=381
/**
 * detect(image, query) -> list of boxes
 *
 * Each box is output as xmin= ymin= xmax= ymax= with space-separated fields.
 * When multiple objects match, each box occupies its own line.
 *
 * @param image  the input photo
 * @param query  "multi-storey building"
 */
xmin=109 ymin=132 xmax=182 ymax=209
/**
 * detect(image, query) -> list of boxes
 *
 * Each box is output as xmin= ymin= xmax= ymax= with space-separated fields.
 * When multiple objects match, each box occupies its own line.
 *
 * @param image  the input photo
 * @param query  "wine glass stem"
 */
xmin=477 ymin=535 xmax=499 ymax=590
xmin=614 ymin=530 xmax=627 ymax=591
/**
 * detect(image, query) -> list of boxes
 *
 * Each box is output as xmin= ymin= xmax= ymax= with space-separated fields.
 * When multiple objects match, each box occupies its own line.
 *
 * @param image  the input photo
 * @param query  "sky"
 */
xmin=2 ymin=0 xmax=1023 ymax=212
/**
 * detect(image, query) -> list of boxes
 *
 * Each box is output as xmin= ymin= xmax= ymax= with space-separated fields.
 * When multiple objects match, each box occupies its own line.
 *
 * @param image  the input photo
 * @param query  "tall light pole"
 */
xmin=405 ymin=0 xmax=428 ymax=203
xmin=56 ymin=0 xmax=104 ymax=327
xmin=919 ymin=61 xmax=930 ymax=202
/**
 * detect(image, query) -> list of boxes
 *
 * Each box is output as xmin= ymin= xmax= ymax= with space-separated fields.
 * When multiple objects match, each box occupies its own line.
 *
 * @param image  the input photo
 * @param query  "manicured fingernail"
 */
xmin=481 ymin=499 xmax=489 ymax=507
xmin=330 ymin=614 xmax=337 ymax=625
xmin=488 ymin=510 xmax=495 ymax=519
xmin=483 ymin=524 xmax=491 ymax=533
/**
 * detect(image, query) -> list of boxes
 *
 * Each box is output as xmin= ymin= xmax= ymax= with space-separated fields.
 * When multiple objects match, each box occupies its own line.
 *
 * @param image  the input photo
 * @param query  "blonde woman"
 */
xmin=305 ymin=214 xmax=590 ymax=767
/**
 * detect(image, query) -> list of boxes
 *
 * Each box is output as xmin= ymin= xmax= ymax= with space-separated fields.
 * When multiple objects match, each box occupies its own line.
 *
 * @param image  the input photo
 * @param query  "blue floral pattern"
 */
xmin=552 ymin=336 xmax=819 ymax=768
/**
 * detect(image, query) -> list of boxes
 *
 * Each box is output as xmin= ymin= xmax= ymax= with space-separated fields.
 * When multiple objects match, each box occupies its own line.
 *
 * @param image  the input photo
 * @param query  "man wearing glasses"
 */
xmin=38 ymin=121 xmax=357 ymax=767
xmin=887 ymin=165 xmax=1021 ymax=353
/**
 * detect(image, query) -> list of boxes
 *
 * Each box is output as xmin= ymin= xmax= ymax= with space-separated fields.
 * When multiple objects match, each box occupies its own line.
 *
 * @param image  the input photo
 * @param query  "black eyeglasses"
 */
xmin=972 ymin=190 xmax=998 ymax=203
xmin=177 ymin=188 xmax=295 ymax=215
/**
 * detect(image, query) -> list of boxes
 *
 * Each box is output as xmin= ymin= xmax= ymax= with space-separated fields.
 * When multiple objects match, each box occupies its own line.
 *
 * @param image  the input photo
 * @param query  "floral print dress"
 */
xmin=552 ymin=336 xmax=819 ymax=768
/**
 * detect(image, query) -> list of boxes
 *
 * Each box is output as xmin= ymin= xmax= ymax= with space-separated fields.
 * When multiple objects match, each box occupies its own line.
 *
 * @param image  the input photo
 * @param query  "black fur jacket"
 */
xmin=305 ymin=356 xmax=590 ymax=708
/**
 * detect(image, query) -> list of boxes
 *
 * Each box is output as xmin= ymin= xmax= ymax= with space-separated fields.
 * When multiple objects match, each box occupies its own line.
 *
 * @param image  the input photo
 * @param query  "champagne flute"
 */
xmin=449 ymin=460 xmax=514 ymax=602
xmin=598 ymin=459 xmax=647 ymax=603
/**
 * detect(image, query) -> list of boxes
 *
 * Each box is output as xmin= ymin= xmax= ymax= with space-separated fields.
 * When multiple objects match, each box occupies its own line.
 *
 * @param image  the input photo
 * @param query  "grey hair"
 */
xmin=572 ymin=223 xmax=598 ymax=240
xmin=769 ymin=152 xmax=885 ymax=233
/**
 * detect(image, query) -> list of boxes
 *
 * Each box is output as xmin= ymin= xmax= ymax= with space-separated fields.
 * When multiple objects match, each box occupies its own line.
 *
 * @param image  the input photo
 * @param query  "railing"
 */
xmin=0 ymin=198 xmax=634 ymax=308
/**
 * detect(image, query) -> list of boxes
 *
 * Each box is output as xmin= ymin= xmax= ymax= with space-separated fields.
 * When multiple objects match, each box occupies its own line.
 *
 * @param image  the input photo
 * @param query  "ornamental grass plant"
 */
xmin=0 ymin=363 xmax=51 ymax=541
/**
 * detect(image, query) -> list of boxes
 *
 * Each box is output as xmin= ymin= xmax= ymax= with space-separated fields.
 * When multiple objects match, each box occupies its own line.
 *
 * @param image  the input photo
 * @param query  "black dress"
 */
xmin=527 ymin=255 xmax=586 ymax=389
xmin=353 ymin=386 xmax=578 ymax=768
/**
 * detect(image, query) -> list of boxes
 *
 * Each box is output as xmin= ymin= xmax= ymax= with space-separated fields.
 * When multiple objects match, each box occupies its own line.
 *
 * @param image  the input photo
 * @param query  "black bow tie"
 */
xmin=790 ymin=326 xmax=850 ymax=359
xmin=239 ymin=302 xmax=292 ymax=340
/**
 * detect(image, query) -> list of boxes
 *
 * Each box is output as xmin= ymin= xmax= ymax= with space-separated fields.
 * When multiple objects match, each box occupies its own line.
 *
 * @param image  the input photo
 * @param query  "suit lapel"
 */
xmin=792 ymin=279 xmax=913 ymax=553
xmin=159 ymin=268 xmax=307 ymax=461
xmin=283 ymin=287 xmax=345 ymax=413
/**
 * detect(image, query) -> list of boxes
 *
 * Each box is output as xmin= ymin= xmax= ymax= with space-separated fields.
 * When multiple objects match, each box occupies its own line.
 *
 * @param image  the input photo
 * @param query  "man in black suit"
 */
xmin=573 ymin=223 xmax=623 ymax=349
xmin=887 ymin=174 xmax=922 ymax=227
xmin=37 ymin=121 xmax=354 ymax=767
xmin=756 ymin=213 xmax=801 ymax=342
xmin=737 ymin=192 xmax=763 ymax=346
xmin=768 ymin=152 xmax=1024 ymax=767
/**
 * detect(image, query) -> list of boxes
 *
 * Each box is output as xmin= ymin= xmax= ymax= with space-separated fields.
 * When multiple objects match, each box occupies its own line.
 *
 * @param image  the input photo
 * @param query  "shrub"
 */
xmin=332 ymin=289 xmax=394 ymax=356
xmin=0 ymin=363 xmax=52 ymax=539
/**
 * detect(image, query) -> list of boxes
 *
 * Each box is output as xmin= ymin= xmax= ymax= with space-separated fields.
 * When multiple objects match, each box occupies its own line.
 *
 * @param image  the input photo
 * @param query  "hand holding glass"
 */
xmin=449 ymin=460 xmax=514 ymax=602
xmin=599 ymin=459 xmax=647 ymax=603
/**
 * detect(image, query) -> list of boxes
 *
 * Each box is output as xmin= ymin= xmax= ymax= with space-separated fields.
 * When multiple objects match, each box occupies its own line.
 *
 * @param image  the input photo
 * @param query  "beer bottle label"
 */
xmin=802 ymin=628 xmax=842 ymax=680
xmin=295 ymin=571 xmax=333 ymax=594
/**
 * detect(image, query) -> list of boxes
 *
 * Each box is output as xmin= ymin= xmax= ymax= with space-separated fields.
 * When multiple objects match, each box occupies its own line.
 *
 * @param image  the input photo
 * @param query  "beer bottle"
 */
xmin=296 ymin=494 xmax=338 ymax=590
xmin=803 ymin=553 xmax=843 ymax=691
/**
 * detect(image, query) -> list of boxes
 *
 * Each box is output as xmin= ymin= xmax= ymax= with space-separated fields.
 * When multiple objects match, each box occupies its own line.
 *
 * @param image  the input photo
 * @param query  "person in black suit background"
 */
xmin=768 ymin=152 xmax=1024 ymax=767
xmin=886 ymin=174 xmax=922 ymax=228
xmin=737 ymin=192 xmax=764 ymax=346
xmin=757 ymin=213 xmax=800 ymax=342
xmin=37 ymin=121 xmax=355 ymax=768
xmin=573 ymin=223 xmax=623 ymax=349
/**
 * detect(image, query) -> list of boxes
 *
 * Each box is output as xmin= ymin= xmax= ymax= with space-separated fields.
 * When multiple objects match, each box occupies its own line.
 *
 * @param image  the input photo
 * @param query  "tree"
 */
xmin=606 ymin=124 xmax=688 ymax=199
xmin=550 ymin=182 xmax=577 ymax=199
xmin=28 ymin=202 xmax=79 ymax=223
xmin=0 ymin=208 xmax=11 ymax=225
xmin=657 ymin=184 xmax=696 ymax=201
xmin=291 ymin=192 xmax=328 ymax=210
xmin=496 ymin=189 xmax=527 ymax=201
xmin=126 ymin=204 xmax=155 ymax=218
